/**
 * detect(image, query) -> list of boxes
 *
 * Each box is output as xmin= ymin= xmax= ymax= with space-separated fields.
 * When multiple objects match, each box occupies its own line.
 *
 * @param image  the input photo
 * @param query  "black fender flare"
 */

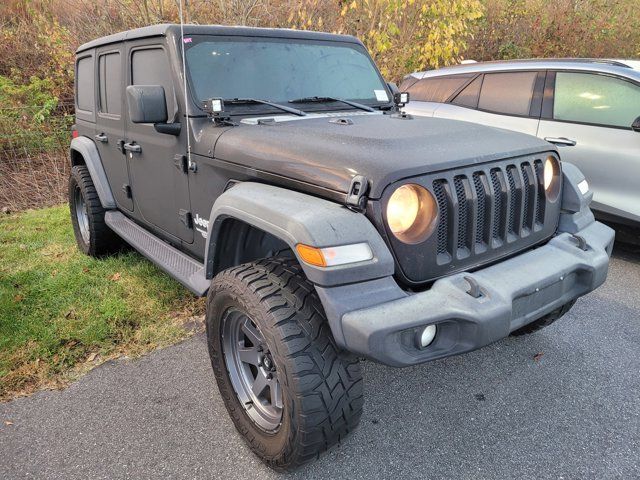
xmin=204 ymin=182 xmax=395 ymax=288
xmin=70 ymin=136 xmax=116 ymax=209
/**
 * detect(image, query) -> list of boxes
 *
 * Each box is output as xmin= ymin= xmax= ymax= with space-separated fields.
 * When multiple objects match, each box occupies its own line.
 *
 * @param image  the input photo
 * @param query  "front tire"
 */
xmin=68 ymin=165 xmax=122 ymax=257
xmin=206 ymin=257 xmax=363 ymax=471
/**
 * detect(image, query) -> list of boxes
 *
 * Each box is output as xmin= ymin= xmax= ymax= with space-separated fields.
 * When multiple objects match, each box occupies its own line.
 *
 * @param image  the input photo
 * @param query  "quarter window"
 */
xmin=451 ymin=75 xmax=482 ymax=108
xmin=478 ymin=72 xmax=537 ymax=116
xmin=98 ymin=52 xmax=121 ymax=116
xmin=553 ymin=72 xmax=640 ymax=128
xmin=406 ymin=75 xmax=475 ymax=103
xmin=76 ymin=56 xmax=95 ymax=112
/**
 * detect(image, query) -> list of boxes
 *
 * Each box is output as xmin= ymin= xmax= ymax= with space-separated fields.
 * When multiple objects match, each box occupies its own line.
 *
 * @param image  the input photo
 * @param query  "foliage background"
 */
xmin=0 ymin=0 xmax=638 ymax=210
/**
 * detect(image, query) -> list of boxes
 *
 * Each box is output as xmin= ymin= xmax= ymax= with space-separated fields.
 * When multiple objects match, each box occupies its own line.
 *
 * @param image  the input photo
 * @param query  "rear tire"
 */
xmin=510 ymin=300 xmax=577 ymax=336
xmin=69 ymin=165 xmax=122 ymax=257
xmin=206 ymin=257 xmax=363 ymax=472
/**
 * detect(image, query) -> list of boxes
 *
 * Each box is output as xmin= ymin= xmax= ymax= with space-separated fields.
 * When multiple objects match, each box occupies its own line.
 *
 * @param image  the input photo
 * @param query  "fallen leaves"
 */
xmin=4 ymin=421 xmax=13 ymax=426
xmin=533 ymin=352 xmax=544 ymax=362
xmin=109 ymin=272 xmax=121 ymax=281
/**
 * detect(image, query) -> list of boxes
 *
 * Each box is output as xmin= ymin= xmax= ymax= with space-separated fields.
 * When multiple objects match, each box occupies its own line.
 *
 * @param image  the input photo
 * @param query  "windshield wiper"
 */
xmin=224 ymin=98 xmax=307 ymax=117
xmin=288 ymin=96 xmax=375 ymax=112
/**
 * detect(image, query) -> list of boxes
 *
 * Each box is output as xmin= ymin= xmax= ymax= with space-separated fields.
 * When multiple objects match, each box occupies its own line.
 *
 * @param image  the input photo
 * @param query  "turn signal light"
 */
xmin=296 ymin=243 xmax=373 ymax=268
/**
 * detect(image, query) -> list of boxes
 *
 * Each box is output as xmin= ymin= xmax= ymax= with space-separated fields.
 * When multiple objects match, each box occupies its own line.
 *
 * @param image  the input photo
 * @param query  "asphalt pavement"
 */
xmin=1 ymin=246 xmax=639 ymax=479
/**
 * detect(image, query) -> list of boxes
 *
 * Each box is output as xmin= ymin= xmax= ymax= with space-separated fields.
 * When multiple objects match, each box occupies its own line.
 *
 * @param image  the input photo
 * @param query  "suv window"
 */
xmin=98 ymin=52 xmax=121 ymax=116
xmin=478 ymin=72 xmax=537 ymax=116
xmin=407 ymin=75 xmax=474 ymax=103
xmin=131 ymin=47 xmax=175 ymax=118
xmin=451 ymin=75 xmax=482 ymax=108
xmin=554 ymin=72 xmax=640 ymax=128
xmin=76 ymin=55 xmax=95 ymax=113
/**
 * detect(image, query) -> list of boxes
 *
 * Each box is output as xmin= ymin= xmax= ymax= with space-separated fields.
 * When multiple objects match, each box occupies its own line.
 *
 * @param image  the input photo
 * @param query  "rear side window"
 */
xmin=451 ymin=75 xmax=482 ymax=108
xmin=98 ymin=52 xmax=122 ymax=116
xmin=478 ymin=72 xmax=537 ymax=116
xmin=76 ymin=56 xmax=95 ymax=113
xmin=554 ymin=72 xmax=640 ymax=128
xmin=407 ymin=75 xmax=474 ymax=103
xmin=131 ymin=47 xmax=176 ymax=118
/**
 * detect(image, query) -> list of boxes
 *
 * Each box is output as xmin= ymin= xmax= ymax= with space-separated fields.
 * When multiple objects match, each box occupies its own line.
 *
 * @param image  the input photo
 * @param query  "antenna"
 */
xmin=178 ymin=0 xmax=193 ymax=169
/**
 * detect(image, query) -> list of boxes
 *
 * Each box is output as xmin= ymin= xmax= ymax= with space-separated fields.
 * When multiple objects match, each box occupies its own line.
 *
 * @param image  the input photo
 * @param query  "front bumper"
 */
xmin=337 ymin=220 xmax=614 ymax=367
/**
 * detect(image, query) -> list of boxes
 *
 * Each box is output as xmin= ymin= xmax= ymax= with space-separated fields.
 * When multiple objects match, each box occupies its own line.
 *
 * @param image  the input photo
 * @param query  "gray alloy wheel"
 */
xmin=73 ymin=185 xmax=90 ymax=244
xmin=221 ymin=309 xmax=283 ymax=431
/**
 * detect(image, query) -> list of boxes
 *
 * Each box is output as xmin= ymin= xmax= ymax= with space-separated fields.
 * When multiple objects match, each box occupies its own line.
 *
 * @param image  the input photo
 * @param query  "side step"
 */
xmin=105 ymin=211 xmax=210 ymax=296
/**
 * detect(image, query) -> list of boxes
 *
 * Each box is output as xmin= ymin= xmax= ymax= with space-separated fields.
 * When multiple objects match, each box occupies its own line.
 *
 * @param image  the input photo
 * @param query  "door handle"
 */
xmin=544 ymin=137 xmax=577 ymax=146
xmin=123 ymin=142 xmax=142 ymax=153
xmin=94 ymin=133 xmax=108 ymax=143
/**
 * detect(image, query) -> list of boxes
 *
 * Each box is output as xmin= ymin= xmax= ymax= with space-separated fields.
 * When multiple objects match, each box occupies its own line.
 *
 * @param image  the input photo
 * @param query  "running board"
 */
xmin=105 ymin=211 xmax=209 ymax=296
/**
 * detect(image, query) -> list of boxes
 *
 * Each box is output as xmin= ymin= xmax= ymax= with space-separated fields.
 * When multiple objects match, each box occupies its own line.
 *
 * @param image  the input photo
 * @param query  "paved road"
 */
xmin=2 ymin=246 xmax=640 ymax=479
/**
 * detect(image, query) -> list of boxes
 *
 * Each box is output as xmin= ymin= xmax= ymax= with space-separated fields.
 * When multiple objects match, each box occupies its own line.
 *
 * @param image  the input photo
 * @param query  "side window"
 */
xmin=478 ymin=72 xmax=538 ymax=116
xmin=451 ymin=75 xmax=482 ymax=108
xmin=554 ymin=72 xmax=640 ymax=128
xmin=98 ymin=52 xmax=122 ymax=116
xmin=131 ymin=47 xmax=176 ymax=120
xmin=407 ymin=75 xmax=475 ymax=103
xmin=76 ymin=55 xmax=95 ymax=113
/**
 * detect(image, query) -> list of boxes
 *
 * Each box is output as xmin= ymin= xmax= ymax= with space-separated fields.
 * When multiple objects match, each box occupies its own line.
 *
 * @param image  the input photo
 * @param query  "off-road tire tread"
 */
xmin=69 ymin=165 xmax=122 ymax=257
xmin=206 ymin=257 xmax=363 ymax=472
xmin=510 ymin=299 xmax=577 ymax=336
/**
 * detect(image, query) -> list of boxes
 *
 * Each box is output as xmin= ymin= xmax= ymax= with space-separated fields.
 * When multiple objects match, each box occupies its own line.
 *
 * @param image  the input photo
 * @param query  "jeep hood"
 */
xmin=212 ymin=114 xmax=554 ymax=199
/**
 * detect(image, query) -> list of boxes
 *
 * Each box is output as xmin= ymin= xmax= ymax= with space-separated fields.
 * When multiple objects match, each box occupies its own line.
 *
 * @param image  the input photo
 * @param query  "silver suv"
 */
xmin=401 ymin=59 xmax=640 ymax=227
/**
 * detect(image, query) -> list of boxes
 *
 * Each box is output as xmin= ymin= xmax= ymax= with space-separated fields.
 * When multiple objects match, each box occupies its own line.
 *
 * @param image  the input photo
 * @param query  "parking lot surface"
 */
xmin=1 ymin=246 xmax=639 ymax=479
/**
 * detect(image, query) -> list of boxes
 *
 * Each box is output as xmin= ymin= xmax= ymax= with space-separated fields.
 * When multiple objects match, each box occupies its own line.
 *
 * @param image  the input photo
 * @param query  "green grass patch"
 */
xmin=0 ymin=205 xmax=203 ymax=400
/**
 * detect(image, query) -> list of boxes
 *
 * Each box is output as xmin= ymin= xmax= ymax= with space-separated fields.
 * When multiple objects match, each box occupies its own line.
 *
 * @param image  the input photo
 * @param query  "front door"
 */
xmin=538 ymin=71 xmax=640 ymax=221
xmin=94 ymin=45 xmax=132 ymax=211
xmin=124 ymin=41 xmax=193 ymax=243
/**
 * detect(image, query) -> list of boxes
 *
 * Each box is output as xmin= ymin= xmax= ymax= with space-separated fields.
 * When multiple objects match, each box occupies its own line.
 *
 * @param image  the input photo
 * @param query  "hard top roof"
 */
xmin=77 ymin=24 xmax=361 ymax=53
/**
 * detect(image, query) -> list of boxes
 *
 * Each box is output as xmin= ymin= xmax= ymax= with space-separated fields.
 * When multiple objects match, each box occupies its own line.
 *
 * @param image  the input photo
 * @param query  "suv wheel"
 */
xmin=510 ymin=299 xmax=577 ymax=336
xmin=69 ymin=165 xmax=122 ymax=257
xmin=206 ymin=257 xmax=363 ymax=471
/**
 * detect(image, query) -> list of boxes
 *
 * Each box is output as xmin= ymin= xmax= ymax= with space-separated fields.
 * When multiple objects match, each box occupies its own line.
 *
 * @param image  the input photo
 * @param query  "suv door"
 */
xmin=124 ymin=42 xmax=193 ymax=243
xmin=432 ymin=71 xmax=545 ymax=136
xmin=538 ymin=71 xmax=640 ymax=222
xmin=94 ymin=45 xmax=132 ymax=211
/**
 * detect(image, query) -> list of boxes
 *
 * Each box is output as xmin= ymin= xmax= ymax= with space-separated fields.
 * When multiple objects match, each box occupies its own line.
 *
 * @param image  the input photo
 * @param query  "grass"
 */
xmin=0 ymin=205 xmax=204 ymax=400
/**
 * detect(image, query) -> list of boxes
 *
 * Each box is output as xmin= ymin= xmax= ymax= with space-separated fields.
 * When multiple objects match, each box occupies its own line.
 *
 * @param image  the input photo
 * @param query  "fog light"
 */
xmin=418 ymin=324 xmax=437 ymax=348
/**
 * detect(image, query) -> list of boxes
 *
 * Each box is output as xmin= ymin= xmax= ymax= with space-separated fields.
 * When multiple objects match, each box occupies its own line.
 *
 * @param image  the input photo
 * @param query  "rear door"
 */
xmin=537 ymin=71 xmax=640 ymax=221
xmin=94 ymin=45 xmax=132 ymax=211
xmin=124 ymin=41 xmax=193 ymax=243
xmin=433 ymin=71 xmax=545 ymax=136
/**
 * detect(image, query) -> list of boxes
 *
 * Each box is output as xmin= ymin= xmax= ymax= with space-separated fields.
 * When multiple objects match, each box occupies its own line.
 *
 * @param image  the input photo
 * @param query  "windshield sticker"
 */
xmin=183 ymin=37 xmax=192 ymax=44
xmin=374 ymin=89 xmax=388 ymax=102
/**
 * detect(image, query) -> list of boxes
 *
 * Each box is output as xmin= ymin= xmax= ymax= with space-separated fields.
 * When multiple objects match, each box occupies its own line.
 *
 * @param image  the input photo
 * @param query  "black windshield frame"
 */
xmin=180 ymin=34 xmax=392 ymax=116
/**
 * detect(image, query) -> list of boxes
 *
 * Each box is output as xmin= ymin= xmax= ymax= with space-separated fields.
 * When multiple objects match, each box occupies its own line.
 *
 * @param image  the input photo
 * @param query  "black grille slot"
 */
xmin=490 ymin=169 xmax=503 ymax=240
xmin=521 ymin=163 xmax=532 ymax=230
xmin=454 ymin=176 xmax=468 ymax=250
xmin=506 ymin=165 xmax=522 ymax=236
xmin=433 ymin=180 xmax=448 ymax=255
xmin=472 ymin=173 xmax=486 ymax=245
xmin=534 ymin=159 xmax=545 ymax=225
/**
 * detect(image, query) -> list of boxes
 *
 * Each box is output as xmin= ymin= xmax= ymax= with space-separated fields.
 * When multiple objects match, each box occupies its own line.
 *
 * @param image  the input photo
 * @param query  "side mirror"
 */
xmin=126 ymin=85 xmax=168 ymax=124
xmin=632 ymin=116 xmax=640 ymax=132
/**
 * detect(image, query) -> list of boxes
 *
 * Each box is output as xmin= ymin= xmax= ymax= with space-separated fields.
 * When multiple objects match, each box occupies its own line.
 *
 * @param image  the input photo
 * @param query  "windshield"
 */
xmin=184 ymin=35 xmax=390 ymax=110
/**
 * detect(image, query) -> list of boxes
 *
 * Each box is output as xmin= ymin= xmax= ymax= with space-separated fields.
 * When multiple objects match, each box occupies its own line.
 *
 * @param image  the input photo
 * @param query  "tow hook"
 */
xmin=570 ymin=234 xmax=588 ymax=251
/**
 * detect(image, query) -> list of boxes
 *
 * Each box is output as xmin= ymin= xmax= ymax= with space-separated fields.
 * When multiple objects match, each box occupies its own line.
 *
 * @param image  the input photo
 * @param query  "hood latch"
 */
xmin=346 ymin=175 xmax=369 ymax=212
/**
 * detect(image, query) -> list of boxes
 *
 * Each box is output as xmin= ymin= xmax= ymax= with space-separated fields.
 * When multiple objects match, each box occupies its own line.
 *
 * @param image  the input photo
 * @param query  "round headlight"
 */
xmin=386 ymin=184 xmax=437 ymax=243
xmin=543 ymin=156 xmax=561 ymax=201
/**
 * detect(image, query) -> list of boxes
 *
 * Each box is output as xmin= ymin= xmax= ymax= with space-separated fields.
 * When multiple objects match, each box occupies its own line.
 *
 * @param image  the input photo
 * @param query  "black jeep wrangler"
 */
xmin=70 ymin=24 xmax=614 ymax=471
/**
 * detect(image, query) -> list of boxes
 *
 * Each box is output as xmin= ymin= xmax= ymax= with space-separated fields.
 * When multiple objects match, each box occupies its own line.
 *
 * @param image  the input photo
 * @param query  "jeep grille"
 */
xmin=382 ymin=153 xmax=562 ymax=285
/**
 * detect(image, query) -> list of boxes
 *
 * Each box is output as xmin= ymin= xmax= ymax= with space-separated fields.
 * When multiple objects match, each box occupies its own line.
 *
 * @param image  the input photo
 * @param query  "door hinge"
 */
xmin=122 ymin=184 xmax=132 ymax=199
xmin=174 ymin=154 xmax=188 ymax=174
xmin=179 ymin=209 xmax=193 ymax=229
xmin=345 ymin=174 xmax=369 ymax=212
